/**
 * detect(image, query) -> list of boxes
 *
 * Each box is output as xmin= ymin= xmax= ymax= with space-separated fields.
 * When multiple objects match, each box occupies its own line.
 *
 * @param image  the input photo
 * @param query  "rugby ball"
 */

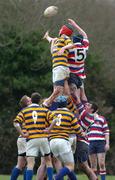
xmin=44 ymin=6 xmax=58 ymax=17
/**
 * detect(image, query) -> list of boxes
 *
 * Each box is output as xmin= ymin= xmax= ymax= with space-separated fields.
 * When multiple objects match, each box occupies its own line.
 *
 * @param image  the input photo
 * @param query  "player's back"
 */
xmin=21 ymin=104 xmax=52 ymax=139
xmin=49 ymin=108 xmax=80 ymax=141
xmin=52 ymin=36 xmax=72 ymax=68
xmin=68 ymin=38 xmax=89 ymax=79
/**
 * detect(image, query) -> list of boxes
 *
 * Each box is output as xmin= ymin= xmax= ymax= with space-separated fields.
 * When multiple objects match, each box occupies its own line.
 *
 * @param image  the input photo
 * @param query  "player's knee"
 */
xmin=65 ymin=163 xmax=74 ymax=171
xmin=44 ymin=155 xmax=52 ymax=167
xmin=99 ymin=162 xmax=105 ymax=170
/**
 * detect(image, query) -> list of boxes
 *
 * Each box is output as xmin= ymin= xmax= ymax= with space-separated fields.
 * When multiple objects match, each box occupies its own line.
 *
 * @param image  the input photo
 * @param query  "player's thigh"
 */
xmin=53 ymin=66 xmax=70 ymax=83
xmin=26 ymin=138 xmax=40 ymax=157
xmin=76 ymin=141 xmax=89 ymax=164
xmin=40 ymin=138 xmax=51 ymax=156
xmin=17 ymin=137 xmax=26 ymax=155
xmin=27 ymin=156 xmax=35 ymax=169
xmin=50 ymin=138 xmax=74 ymax=164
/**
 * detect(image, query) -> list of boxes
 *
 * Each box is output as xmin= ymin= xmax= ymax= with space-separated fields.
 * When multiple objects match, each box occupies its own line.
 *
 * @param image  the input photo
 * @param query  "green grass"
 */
xmin=0 ymin=174 xmax=115 ymax=180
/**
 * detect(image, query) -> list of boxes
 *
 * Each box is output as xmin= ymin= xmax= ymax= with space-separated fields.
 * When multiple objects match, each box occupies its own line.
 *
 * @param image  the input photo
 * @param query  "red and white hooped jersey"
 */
xmin=68 ymin=38 xmax=89 ymax=79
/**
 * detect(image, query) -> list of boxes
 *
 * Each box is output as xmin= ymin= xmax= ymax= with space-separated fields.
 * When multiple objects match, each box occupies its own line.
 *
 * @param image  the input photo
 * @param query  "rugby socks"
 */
xmin=46 ymin=167 xmax=53 ymax=180
xmin=100 ymin=170 xmax=106 ymax=180
xmin=26 ymin=169 xmax=33 ymax=180
xmin=55 ymin=167 xmax=77 ymax=180
xmin=10 ymin=167 xmax=21 ymax=180
xmin=68 ymin=171 xmax=77 ymax=180
xmin=55 ymin=167 xmax=69 ymax=179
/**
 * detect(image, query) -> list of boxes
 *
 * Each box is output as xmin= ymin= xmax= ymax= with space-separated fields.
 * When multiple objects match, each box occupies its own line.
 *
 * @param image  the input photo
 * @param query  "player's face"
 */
xmin=26 ymin=97 xmax=31 ymax=105
xmin=70 ymin=83 xmax=77 ymax=95
xmin=84 ymin=103 xmax=92 ymax=112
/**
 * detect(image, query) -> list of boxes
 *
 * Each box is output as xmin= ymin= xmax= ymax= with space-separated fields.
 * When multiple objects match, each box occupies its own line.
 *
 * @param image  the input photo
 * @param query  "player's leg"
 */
xmin=40 ymin=138 xmax=53 ymax=180
xmin=89 ymin=154 xmax=98 ymax=175
xmin=80 ymin=160 xmax=98 ymax=180
xmin=97 ymin=153 xmax=106 ymax=180
xmin=89 ymin=141 xmax=98 ymax=176
xmin=36 ymin=157 xmax=46 ymax=180
xmin=76 ymin=141 xmax=98 ymax=180
xmin=10 ymin=156 xmax=26 ymax=180
xmin=10 ymin=137 xmax=27 ymax=180
xmin=50 ymin=138 xmax=77 ymax=180
xmin=43 ymin=66 xmax=70 ymax=107
xmin=52 ymin=156 xmax=62 ymax=173
xmin=26 ymin=156 xmax=35 ymax=180
xmin=26 ymin=139 xmax=40 ymax=180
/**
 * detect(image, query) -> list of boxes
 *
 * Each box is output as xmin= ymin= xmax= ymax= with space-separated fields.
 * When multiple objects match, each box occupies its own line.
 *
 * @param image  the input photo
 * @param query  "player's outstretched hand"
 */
xmin=43 ymin=30 xmax=49 ymax=39
xmin=68 ymin=18 xmax=76 ymax=25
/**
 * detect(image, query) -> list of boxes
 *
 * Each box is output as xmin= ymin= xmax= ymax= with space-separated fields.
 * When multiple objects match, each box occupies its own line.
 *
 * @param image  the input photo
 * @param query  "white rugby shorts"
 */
xmin=17 ymin=137 xmax=26 ymax=155
xmin=52 ymin=66 xmax=70 ymax=83
xmin=50 ymin=138 xmax=74 ymax=164
xmin=26 ymin=138 xmax=50 ymax=157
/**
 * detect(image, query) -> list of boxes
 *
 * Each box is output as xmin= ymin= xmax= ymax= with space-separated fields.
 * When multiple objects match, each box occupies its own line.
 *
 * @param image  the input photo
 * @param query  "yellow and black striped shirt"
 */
xmin=67 ymin=96 xmax=78 ymax=116
xmin=14 ymin=104 xmax=55 ymax=140
xmin=52 ymin=35 xmax=72 ymax=68
xmin=49 ymin=108 xmax=82 ymax=141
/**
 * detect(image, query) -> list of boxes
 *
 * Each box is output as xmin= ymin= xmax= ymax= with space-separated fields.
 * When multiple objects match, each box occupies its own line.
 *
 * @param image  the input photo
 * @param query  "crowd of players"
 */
xmin=10 ymin=19 xmax=110 ymax=180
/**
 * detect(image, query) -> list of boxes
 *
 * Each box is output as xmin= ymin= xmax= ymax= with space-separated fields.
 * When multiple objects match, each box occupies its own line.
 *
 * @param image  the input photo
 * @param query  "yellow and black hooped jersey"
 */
xmin=52 ymin=35 xmax=72 ymax=68
xmin=49 ymin=108 xmax=82 ymax=141
xmin=67 ymin=96 xmax=78 ymax=116
xmin=14 ymin=103 xmax=55 ymax=140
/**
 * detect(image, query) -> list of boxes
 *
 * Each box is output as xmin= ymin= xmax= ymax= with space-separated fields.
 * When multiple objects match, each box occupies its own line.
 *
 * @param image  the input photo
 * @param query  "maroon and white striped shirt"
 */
xmin=87 ymin=113 xmax=109 ymax=141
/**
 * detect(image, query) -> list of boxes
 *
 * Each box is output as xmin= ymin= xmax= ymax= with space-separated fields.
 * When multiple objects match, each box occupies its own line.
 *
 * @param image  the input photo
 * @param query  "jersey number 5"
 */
xmin=75 ymin=48 xmax=85 ymax=61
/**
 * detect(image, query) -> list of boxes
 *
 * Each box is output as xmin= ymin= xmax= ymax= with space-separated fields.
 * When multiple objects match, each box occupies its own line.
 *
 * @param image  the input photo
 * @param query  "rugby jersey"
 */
xmin=67 ymin=96 xmax=78 ymax=117
xmin=77 ymin=103 xmax=95 ymax=144
xmin=52 ymin=35 xmax=72 ymax=68
xmin=68 ymin=38 xmax=89 ymax=79
xmin=49 ymin=108 xmax=82 ymax=141
xmin=14 ymin=103 xmax=55 ymax=140
xmin=14 ymin=111 xmax=27 ymax=138
xmin=87 ymin=113 xmax=109 ymax=141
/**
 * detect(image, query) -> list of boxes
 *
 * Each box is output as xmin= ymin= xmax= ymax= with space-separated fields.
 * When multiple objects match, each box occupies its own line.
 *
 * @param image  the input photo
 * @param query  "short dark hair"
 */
xmin=91 ymin=103 xmax=98 ymax=113
xmin=31 ymin=92 xmax=41 ymax=104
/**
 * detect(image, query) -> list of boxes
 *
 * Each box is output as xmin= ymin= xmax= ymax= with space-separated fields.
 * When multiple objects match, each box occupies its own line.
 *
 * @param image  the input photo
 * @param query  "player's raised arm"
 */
xmin=68 ymin=18 xmax=88 ymax=39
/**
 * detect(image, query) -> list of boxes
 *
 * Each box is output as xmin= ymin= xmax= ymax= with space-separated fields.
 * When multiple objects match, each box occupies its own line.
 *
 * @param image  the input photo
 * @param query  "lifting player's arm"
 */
xmin=68 ymin=18 xmax=88 ymax=39
xmin=43 ymin=30 xmax=57 ymax=53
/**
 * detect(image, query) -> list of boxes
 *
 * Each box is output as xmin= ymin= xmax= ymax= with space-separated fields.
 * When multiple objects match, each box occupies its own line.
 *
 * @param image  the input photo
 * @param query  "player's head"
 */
xmin=31 ymin=92 xmax=41 ymax=104
xmin=59 ymin=24 xmax=73 ymax=36
xmin=84 ymin=102 xmax=98 ymax=113
xmin=72 ymin=34 xmax=83 ymax=43
xmin=56 ymin=95 xmax=67 ymax=108
xmin=19 ymin=95 xmax=31 ymax=108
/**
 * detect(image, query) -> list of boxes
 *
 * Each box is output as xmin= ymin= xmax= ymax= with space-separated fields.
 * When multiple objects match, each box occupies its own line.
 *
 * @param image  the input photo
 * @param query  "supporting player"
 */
xmin=70 ymin=84 xmax=98 ymax=180
xmin=44 ymin=95 xmax=85 ymax=180
xmin=10 ymin=95 xmax=31 ymax=180
xmin=13 ymin=92 xmax=59 ymax=180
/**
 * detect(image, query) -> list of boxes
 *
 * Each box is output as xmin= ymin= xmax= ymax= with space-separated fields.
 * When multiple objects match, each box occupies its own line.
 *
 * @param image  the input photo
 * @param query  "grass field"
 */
xmin=1 ymin=175 xmax=115 ymax=180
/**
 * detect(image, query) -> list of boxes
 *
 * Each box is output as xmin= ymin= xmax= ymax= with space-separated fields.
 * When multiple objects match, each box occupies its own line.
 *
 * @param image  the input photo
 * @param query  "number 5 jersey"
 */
xmin=68 ymin=37 xmax=89 ymax=79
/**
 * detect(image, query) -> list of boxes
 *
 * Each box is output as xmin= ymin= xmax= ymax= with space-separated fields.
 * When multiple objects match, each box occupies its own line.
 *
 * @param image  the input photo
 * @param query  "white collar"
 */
xmin=28 ymin=103 xmax=39 ymax=107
